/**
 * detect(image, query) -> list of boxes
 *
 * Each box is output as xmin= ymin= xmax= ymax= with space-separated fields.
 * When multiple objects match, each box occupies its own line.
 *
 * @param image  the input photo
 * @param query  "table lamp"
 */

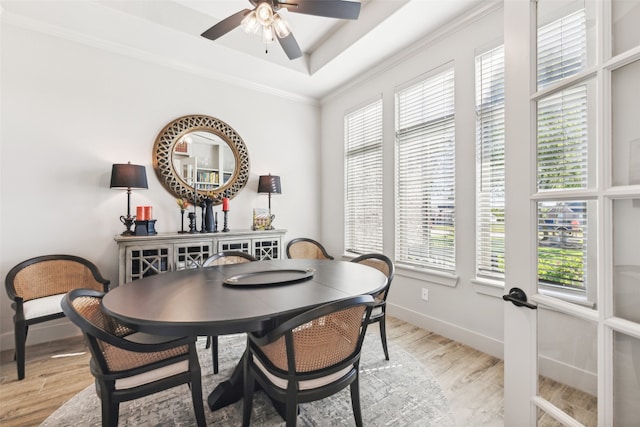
xmin=258 ymin=174 xmax=281 ymax=230
xmin=110 ymin=162 xmax=148 ymax=235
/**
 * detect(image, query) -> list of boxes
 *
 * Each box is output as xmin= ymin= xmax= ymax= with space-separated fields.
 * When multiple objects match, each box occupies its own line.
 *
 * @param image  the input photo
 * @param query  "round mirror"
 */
xmin=153 ymin=115 xmax=250 ymax=205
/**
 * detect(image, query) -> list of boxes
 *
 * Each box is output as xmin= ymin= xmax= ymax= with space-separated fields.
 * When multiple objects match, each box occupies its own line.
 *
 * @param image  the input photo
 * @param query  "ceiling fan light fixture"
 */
xmin=202 ymin=0 xmax=362 ymax=61
xmin=262 ymin=24 xmax=275 ymax=44
xmin=255 ymin=2 xmax=274 ymax=26
xmin=241 ymin=11 xmax=260 ymax=34
xmin=272 ymin=13 xmax=291 ymax=38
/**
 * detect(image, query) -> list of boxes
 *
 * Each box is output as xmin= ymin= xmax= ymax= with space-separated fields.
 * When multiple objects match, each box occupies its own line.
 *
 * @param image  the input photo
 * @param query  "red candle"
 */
xmin=136 ymin=206 xmax=146 ymax=220
xmin=222 ymin=197 xmax=229 ymax=211
xmin=144 ymin=206 xmax=153 ymax=220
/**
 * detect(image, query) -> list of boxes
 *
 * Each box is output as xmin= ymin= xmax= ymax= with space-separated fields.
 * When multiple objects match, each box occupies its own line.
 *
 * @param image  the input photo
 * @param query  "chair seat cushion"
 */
xmin=371 ymin=306 xmax=383 ymax=317
xmin=115 ymin=360 xmax=189 ymax=390
xmin=254 ymin=357 xmax=353 ymax=391
xmin=23 ymin=294 xmax=64 ymax=320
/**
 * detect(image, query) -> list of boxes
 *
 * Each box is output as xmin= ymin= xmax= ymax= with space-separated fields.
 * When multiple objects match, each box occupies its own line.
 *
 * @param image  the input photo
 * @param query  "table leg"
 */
xmin=207 ymin=350 xmax=245 ymax=410
xmin=206 ymin=349 xmax=289 ymax=420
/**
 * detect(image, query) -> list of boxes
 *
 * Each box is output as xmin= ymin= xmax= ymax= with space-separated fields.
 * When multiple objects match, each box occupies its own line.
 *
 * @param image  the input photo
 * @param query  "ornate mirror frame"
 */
xmin=153 ymin=115 xmax=250 ymax=205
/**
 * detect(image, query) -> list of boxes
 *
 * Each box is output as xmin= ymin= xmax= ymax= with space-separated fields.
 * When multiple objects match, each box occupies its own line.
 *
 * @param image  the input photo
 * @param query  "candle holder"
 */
xmin=222 ymin=210 xmax=230 ymax=232
xmin=178 ymin=209 xmax=187 ymax=233
xmin=188 ymin=212 xmax=198 ymax=233
xmin=213 ymin=212 xmax=219 ymax=233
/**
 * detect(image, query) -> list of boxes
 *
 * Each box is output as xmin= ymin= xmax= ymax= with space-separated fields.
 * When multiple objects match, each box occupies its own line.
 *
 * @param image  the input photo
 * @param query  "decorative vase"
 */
xmin=204 ymin=199 xmax=215 ymax=233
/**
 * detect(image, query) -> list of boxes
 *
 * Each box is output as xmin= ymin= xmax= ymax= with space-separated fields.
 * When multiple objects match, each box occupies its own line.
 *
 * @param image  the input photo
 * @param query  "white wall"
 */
xmin=319 ymin=6 xmax=506 ymax=358
xmin=0 ymin=22 xmax=321 ymax=349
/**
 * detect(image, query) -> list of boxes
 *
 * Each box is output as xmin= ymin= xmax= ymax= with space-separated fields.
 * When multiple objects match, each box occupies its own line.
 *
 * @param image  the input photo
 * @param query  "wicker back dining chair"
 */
xmin=4 ymin=254 xmax=110 ymax=380
xmin=202 ymin=250 xmax=258 ymax=373
xmin=285 ymin=238 xmax=334 ymax=260
xmin=202 ymin=250 xmax=258 ymax=267
xmin=242 ymin=294 xmax=375 ymax=427
xmin=61 ymin=289 xmax=206 ymax=427
xmin=350 ymin=253 xmax=395 ymax=360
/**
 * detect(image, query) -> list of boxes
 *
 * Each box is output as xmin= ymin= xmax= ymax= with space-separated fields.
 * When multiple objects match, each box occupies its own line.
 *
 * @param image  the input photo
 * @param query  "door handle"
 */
xmin=503 ymin=287 xmax=537 ymax=309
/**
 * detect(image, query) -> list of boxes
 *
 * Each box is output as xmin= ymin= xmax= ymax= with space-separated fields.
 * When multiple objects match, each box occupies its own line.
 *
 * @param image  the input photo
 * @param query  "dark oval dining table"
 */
xmin=101 ymin=258 xmax=387 ymax=412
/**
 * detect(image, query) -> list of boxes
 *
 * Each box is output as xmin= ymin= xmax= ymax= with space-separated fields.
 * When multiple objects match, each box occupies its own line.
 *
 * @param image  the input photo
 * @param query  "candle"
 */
xmin=144 ymin=206 xmax=153 ymax=220
xmin=136 ymin=206 xmax=145 ymax=220
xmin=222 ymin=197 xmax=229 ymax=211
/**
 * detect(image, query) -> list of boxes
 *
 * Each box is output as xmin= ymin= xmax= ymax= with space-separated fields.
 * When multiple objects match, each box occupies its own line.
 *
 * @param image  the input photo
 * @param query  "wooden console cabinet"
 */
xmin=115 ymin=229 xmax=286 ymax=285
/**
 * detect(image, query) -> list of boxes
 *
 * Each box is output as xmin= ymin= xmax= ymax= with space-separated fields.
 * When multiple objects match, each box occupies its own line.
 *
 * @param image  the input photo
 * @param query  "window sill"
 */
xmin=396 ymin=264 xmax=459 ymax=287
xmin=538 ymin=287 xmax=595 ymax=309
xmin=471 ymin=277 xmax=505 ymax=298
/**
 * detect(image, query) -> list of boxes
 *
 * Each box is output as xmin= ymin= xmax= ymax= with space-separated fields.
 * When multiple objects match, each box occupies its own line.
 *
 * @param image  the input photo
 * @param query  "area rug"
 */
xmin=42 ymin=333 xmax=455 ymax=426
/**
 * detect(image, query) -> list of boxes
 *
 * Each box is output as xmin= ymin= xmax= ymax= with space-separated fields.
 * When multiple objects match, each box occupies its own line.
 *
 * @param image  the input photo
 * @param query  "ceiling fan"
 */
xmin=201 ymin=0 xmax=361 ymax=60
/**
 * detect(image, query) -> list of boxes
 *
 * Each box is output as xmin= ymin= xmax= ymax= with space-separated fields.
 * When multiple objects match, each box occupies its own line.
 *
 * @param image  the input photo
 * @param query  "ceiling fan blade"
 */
xmin=278 ymin=0 xmax=361 ymax=20
xmin=277 ymin=33 xmax=303 ymax=60
xmin=201 ymin=9 xmax=251 ymax=40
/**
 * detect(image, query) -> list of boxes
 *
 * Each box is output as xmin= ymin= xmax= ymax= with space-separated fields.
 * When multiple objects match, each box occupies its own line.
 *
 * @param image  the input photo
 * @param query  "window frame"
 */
xmin=394 ymin=63 xmax=456 ymax=273
xmin=343 ymin=96 xmax=384 ymax=255
xmin=475 ymin=43 xmax=506 ymax=282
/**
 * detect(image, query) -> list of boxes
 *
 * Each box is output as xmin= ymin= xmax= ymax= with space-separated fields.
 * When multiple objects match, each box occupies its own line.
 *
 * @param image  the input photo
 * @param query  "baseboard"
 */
xmin=0 ymin=319 xmax=82 ymax=352
xmin=538 ymin=354 xmax=597 ymax=396
xmin=387 ymin=303 xmax=505 ymax=360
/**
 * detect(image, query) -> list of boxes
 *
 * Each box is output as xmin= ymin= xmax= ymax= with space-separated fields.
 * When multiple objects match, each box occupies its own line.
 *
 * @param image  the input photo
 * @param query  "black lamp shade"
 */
xmin=258 ymin=175 xmax=282 ymax=194
xmin=110 ymin=163 xmax=148 ymax=189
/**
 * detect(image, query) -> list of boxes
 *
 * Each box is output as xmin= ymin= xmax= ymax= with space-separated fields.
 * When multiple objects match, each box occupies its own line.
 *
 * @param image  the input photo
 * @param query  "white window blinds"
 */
xmin=537 ymin=84 xmax=589 ymax=190
xmin=344 ymin=98 xmax=383 ymax=254
xmin=395 ymin=67 xmax=455 ymax=271
xmin=476 ymin=46 xmax=505 ymax=279
xmin=537 ymin=9 xmax=587 ymax=89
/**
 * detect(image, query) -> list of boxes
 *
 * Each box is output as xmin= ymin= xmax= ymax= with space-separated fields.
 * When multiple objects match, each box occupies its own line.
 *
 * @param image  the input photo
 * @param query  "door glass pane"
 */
xmin=612 ymin=198 xmax=640 ymax=322
xmin=611 ymin=59 xmax=640 ymax=187
xmin=613 ymin=332 xmax=640 ymax=426
xmin=612 ymin=0 xmax=640 ymax=57
xmin=537 ymin=0 xmax=594 ymax=90
xmin=537 ymin=307 xmax=598 ymax=426
xmin=537 ymin=200 xmax=597 ymax=307
xmin=537 ymin=81 xmax=595 ymax=191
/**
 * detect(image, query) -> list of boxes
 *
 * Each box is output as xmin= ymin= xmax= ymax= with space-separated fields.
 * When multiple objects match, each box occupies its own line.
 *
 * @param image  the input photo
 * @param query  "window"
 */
xmin=475 ymin=45 xmax=505 ymax=279
xmin=344 ymin=98 xmax=383 ymax=254
xmin=395 ymin=66 xmax=455 ymax=272
xmin=536 ymin=6 xmax=592 ymax=297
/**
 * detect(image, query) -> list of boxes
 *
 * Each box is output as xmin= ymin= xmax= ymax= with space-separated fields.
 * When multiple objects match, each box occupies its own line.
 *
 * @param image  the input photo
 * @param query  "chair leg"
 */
xmin=101 ymin=393 xmax=119 ymax=427
xmin=205 ymin=336 xmax=211 ymax=349
xmin=190 ymin=369 xmax=206 ymax=426
xmin=350 ymin=377 xmax=364 ymax=427
xmin=285 ymin=402 xmax=298 ymax=427
xmin=212 ymin=335 xmax=219 ymax=374
xmin=14 ymin=320 xmax=27 ymax=380
xmin=379 ymin=316 xmax=389 ymax=361
xmin=242 ymin=364 xmax=255 ymax=427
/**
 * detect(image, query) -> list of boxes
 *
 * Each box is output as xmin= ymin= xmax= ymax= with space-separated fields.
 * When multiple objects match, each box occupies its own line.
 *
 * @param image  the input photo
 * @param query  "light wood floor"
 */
xmin=0 ymin=316 xmax=506 ymax=426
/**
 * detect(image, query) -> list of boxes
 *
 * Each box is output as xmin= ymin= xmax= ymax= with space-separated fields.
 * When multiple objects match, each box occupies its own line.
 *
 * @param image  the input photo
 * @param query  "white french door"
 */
xmin=503 ymin=0 xmax=640 ymax=426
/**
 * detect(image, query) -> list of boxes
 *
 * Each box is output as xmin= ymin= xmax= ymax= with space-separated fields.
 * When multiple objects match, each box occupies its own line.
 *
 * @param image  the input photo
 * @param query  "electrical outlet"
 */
xmin=421 ymin=288 xmax=429 ymax=301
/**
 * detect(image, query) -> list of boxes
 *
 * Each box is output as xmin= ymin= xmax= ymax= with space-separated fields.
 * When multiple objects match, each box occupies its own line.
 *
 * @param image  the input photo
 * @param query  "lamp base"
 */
xmin=119 ymin=215 xmax=135 ymax=235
